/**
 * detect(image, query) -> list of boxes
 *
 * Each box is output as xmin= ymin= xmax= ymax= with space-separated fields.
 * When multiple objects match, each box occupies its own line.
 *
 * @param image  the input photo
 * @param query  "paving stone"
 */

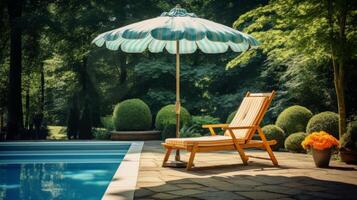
xmin=175 ymin=197 xmax=200 ymax=200
xmin=134 ymin=188 xmax=154 ymax=198
xmin=177 ymin=183 xmax=203 ymax=189
xmin=307 ymin=191 xmax=341 ymax=199
xmin=199 ymin=187 xmax=219 ymax=192
xmin=238 ymin=191 xmax=288 ymax=199
xmin=136 ymin=141 xmax=357 ymax=200
xmin=255 ymin=185 xmax=303 ymax=195
xmin=167 ymin=189 xmax=205 ymax=196
xmin=151 ymin=193 xmax=180 ymax=199
xmin=147 ymin=184 xmax=181 ymax=193
xmin=139 ymin=176 xmax=163 ymax=182
xmin=190 ymin=178 xmax=234 ymax=189
xmin=191 ymin=191 xmax=248 ymax=200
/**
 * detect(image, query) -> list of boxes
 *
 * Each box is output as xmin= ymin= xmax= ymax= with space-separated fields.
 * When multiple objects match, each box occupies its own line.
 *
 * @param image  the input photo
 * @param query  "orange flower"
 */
xmin=301 ymin=131 xmax=339 ymax=150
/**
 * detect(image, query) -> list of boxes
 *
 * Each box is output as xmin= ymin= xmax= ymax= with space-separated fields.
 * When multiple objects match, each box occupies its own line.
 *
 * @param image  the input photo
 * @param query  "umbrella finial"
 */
xmin=175 ymin=4 xmax=181 ymax=8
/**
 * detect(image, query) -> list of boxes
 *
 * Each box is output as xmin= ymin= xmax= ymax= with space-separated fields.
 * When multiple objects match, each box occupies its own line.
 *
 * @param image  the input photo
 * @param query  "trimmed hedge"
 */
xmin=262 ymin=124 xmax=286 ymax=151
xmin=284 ymin=132 xmax=308 ymax=153
xmin=100 ymin=115 xmax=114 ymax=130
xmin=112 ymin=99 xmax=152 ymax=131
xmin=275 ymin=105 xmax=313 ymax=136
xmin=226 ymin=111 xmax=237 ymax=123
xmin=306 ymin=111 xmax=339 ymax=138
xmin=161 ymin=123 xmax=176 ymax=140
xmin=155 ymin=105 xmax=191 ymax=130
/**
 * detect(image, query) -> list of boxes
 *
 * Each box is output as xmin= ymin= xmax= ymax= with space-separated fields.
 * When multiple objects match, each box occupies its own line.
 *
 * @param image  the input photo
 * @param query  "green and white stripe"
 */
xmin=92 ymin=7 xmax=260 ymax=54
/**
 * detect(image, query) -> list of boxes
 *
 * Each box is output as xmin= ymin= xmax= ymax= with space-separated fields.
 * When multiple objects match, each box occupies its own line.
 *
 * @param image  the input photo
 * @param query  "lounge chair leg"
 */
xmin=234 ymin=143 xmax=248 ymax=165
xmin=257 ymin=127 xmax=278 ymax=166
xmin=228 ymin=129 xmax=248 ymax=165
xmin=162 ymin=147 xmax=172 ymax=167
xmin=186 ymin=144 xmax=198 ymax=170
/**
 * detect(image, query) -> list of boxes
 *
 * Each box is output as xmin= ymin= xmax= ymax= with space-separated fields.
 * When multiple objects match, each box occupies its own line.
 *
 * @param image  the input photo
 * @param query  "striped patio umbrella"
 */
xmin=92 ymin=5 xmax=259 ymax=164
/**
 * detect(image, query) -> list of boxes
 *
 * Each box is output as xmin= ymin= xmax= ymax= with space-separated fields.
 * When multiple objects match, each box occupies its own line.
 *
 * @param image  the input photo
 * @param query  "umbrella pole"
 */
xmin=175 ymin=40 xmax=181 ymax=161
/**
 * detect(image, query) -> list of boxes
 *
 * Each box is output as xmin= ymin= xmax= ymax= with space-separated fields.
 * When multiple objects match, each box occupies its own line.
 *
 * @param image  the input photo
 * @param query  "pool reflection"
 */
xmin=0 ymin=162 xmax=120 ymax=200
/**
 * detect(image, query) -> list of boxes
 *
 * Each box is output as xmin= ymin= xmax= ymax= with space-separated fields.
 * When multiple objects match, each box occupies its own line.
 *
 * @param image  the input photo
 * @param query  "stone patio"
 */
xmin=133 ymin=141 xmax=356 ymax=200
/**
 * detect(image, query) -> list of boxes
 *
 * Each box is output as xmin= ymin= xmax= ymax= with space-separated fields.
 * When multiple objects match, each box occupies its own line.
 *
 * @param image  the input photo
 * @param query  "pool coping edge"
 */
xmin=102 ymin=141 xmax=144 ymax=200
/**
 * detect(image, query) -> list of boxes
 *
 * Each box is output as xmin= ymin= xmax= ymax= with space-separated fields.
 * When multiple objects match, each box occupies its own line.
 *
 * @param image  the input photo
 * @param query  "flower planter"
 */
xmin=312 ymin=148 xmax=331 ymax=168
xmin=339 ymin=149 xmax=357 ymax=164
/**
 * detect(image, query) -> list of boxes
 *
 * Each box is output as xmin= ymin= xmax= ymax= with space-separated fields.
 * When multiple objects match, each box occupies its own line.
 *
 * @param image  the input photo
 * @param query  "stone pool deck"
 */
xmin=133 ymin=141 xmax=357 ymax=200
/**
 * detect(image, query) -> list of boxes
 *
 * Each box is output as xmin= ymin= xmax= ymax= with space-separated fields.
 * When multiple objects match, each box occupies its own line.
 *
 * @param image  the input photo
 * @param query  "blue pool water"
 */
xmin=0 ymin=142 xmax=130 ymax=200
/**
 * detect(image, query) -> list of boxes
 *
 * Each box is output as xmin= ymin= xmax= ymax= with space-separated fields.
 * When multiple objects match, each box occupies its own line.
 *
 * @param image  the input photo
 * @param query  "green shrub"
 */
xmin=93 ymin=128 xmax=111 ymax=140
xmin=275 ymin=105 xmax=313 ymax=136
xmin=261 ymin=124 xmax=286 ymax=151
xmin=155 ymin=105 xmax=191 ymax=130
xmin=190 ymin=115 xmax=221 ymax=135
xmin=284 ymin=132 xmax=308 ymax=153
xmin=112 ymin=99 xmax=152 ymax=131
xmin=161 ymin=123 xmax=176 ymax=140
xmin=341 ymin=120 xmax=357 ymax=150
xmin=180 ymin=125 xmax=201 ymax=138
xmin=306 ymin=111 xmax=339 ymax=138
xmin=101 ymin=115 xmax=114 ymax=131
xmin=226 ymin=111 xmax=237 ymax=123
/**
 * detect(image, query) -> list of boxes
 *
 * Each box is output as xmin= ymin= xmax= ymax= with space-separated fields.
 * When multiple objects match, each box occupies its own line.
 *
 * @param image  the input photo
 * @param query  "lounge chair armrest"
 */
xmin=202 ymin=124 xmax=229 ymax=128
xmin=202 ymin=124 xmax=229 ymax=136
xmin=222 ymin=125 xmax=257 ymax=130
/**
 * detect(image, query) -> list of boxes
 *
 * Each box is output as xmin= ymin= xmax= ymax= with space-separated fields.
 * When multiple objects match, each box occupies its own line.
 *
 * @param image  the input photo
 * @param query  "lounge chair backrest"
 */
xmin=224 ymin=92 xmax=274 ymax=140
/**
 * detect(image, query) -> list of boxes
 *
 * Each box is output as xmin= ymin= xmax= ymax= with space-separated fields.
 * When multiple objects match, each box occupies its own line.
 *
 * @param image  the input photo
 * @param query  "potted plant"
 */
xmin=340 ymin=121 xmax=357 ymax=164
xmin=302 ymin=131 xmax=339 ymax=168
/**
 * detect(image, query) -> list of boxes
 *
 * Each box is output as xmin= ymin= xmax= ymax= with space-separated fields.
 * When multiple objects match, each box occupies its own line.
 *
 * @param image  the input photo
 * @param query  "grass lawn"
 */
xmin=47 ymin=126 xmax=67 ymax=140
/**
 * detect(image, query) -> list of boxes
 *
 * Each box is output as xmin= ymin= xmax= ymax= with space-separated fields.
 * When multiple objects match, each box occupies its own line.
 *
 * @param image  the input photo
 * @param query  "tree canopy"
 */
xmin=0 ymin=0 xmax=356 ymax=139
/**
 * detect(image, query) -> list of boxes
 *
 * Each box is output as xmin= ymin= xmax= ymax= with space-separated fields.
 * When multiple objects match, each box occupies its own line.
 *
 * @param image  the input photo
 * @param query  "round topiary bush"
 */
xmin=155 ymin=105 xmax=191 ymax=130
xmin=161 ymin=123 xmax=176 ymax=140
xmin=306 ymin=111 xmax=339 ymax=138
xmin=284 ymin=132 xmax=308 ymax=153
xmin=226 ymin=111 xmax=237 ymax=123
xmin=262 ymin=124 xmax=286 ymax=151
xmin=275 ymin=105 xmax=313 ymax=136
xmin=112 ymin=99 xmax=152 ymax=131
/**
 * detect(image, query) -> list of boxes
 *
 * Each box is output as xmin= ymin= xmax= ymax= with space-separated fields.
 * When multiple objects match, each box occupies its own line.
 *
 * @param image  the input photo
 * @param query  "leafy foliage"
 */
xmin=112 ymin=99 xmax=152 ymax=131
xmin=155 ymin=104 xmax=191 ymax=130
xmin=306 ymin=111 xmax=339 ymax=139
xmin=190 ymin=115 xmax=221 ymax=135
xmin=261 ymin=124 xmax=285 ymax=151
xmin=100 ymin=115 xmax=114 ymax=131
xmin=341 ymin=120 xmax=357 ymax=150
xmin=161 ymin=123 xmax=176 ymax=140
xmin=284 ymin=132 xmax=308 ymax=153
xmin=275 ymin=105 xmax=313 ymax=136
xmin=226 ymin=111 xmax=236 ymax=124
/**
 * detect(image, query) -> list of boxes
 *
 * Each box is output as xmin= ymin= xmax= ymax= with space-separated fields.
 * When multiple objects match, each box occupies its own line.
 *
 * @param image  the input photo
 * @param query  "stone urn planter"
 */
xmin=311 ymin=148 xmax=331 ymax=168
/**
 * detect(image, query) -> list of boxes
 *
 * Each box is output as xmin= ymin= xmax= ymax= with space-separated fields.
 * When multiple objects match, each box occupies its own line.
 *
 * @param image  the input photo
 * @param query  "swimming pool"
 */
xmin=0 ymin=141 xmax=140 ymax=200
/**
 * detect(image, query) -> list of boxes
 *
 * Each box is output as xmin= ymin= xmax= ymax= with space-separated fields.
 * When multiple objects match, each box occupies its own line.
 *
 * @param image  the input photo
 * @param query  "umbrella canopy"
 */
xmin=92 ymin=5 xmax=260 ymax=164
xmin=92 ymin=6 xmax=259 ymax=54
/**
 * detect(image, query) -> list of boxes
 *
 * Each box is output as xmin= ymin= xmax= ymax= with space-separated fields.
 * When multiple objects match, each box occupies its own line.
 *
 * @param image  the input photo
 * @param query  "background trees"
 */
xmin=0 ymin=0 xmax=356 ymax=139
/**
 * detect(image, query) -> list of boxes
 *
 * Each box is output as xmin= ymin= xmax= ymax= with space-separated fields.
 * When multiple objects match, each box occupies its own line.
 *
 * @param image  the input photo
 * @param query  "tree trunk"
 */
xmin=24 ymin=81 xmax=30 ymax=130
xmin=6 ymin=0 xmax=23 ymax=139
xmin=40 ymin=63 xmax=45 ymax=112
xmin=333 ymin=62 xmax=346 ymax=138
xmin=328 ymin=0 xmax=348 ymax=138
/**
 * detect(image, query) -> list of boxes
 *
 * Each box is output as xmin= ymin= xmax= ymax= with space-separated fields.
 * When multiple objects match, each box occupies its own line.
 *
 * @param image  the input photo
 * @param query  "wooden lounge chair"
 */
xmin=162 ymin=91 xmax=278 ymax=170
